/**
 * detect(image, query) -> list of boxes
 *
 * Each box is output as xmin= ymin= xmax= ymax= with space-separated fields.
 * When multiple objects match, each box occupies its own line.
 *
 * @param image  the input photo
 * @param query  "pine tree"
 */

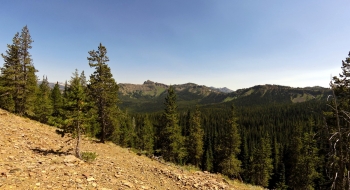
xmin=139 ymin=115 xmax=154 ymax=155
xmin=274 ymin=145 xmax=288 ymax=190
xmin=51 ymin=82 xmax=63 ymax=117
xmin=275 ymin=162 xmax=288 ymax=190
xmin=287 ymin=123 xmax=320 ymax=190
xmin=250 ymin=136 xmax=273 ymax=187
xmin=202 ymin=126 xmax=214 ymax=172
xmin=34 ymin=76 xmax=52 ymax=123
xmin=48 ymin=82 xmax=64 ymax=127
xmin=272 ymin=136 xmax=280 ymax=179
xmin=186 ymin=106 xmax=204 ymax=167
xmin=0 ymin=26 xmax=37 ymax=116
xmin=80 ymin=70 xmax=87 ymax=87
xmin=216 ymin=105 xmax=241 ymax=178
xmin=202 ymin=139 xmax=214 ymax=172
xmin=117 ymin=111 xmax=136 ymax=148
xmin=63 ymin=80 xmax=68 ymax=102
xmin=79 ymin=70 xmax=98 ymax=137
xmin=63 ymin=69 xmax=90 ymax=158
xmin=0 ymin=77 xmax=15 ymax=111
xmin=240 ymin=131 xmax=250 ymax=181
xmin=287 ymin=123 xmax=303 ymax=188
xmin=0 ymin=35 xmax=19 ymax=111
xmin=161 ymin=86 xmax=186 ymax=163
xmin=19 ymin=26 xmax=37 ymax=116
xmin=295 ymin=133 xmax=320 ymax=190
xmin=88 ymin=43 xmax=119 ymax=143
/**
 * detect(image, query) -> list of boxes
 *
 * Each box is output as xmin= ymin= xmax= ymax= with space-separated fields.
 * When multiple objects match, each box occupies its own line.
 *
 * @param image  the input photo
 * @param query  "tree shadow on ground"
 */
xmin=92 ymin=139 xmax=105 ymax=144
xmin=31 ymin=147 xmax=73 ymax=156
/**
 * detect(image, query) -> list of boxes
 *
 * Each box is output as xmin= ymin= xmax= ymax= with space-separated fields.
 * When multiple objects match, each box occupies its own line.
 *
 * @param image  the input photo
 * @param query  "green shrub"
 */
xmin=81 ymin=151 xmax=98 ymax=162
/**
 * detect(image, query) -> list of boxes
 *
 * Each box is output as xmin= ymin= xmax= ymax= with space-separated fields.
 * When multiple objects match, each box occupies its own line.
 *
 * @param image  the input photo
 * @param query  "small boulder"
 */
xmin=122 ymin=180 xmax=134 ymax=188
xmin=64 ymin=155 xmax=79 ymax=163
xmin=87 ymin=177 xmax=95 ymax=182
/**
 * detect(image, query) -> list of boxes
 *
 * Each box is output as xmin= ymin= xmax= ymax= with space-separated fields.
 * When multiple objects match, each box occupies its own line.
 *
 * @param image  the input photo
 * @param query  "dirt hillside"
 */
xmin=0 ymin=108 xmax=262 ymax=190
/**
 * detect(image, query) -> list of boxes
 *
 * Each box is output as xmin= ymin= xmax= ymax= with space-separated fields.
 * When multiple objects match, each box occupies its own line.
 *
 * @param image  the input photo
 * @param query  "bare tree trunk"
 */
xmin=100 ymin=108 xmax=106 ymax=143
xmin=99 ymin=99 xmax=106 ymax=143
xmin=329 ymin=88 xmax=349 ymax=190
xmin=75 ymin=121 xmax=81 ymax=159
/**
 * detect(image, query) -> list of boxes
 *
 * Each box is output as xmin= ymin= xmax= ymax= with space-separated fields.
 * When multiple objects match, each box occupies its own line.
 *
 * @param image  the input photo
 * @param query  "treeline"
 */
xmin=1 ymin=26 xmax=348 ymax=190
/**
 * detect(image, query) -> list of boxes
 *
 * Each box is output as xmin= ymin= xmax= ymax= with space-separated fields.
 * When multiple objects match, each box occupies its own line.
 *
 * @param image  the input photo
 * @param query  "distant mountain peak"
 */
xmin=143 ymin=80 xmax=155 ymax=85
xmin=143 ymin=80 xmax=168 ymax=87
xmin=209 ymin=86 xmax=233 ymax=93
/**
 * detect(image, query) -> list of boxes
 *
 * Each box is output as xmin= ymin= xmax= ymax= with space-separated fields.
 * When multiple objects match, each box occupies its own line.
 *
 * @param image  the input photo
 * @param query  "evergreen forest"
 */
xmin=2 ymin=26 xmax=350 ymax=190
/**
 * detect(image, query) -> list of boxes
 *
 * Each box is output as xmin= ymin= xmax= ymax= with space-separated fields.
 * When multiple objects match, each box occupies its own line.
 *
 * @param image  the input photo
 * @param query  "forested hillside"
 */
xmin=1 ymin=26 xmax=349 ymax=190
xmin=118 ymin=80 xmax=331 ymax=113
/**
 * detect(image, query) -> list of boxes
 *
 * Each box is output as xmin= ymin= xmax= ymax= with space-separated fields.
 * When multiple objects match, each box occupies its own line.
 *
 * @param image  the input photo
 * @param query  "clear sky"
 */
xmin=1 ymin=1 xmax=349 ymax=90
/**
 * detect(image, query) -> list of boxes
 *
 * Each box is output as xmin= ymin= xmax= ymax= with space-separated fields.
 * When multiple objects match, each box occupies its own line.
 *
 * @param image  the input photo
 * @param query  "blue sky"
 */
xmin=1 ymin=1 xmax=349 ymax=90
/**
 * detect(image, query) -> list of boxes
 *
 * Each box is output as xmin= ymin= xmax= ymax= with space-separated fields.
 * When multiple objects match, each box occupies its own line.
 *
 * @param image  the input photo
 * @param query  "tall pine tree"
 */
xmin=0 ymin=34 xmax=19 ymax=112
xmin=1 ymin=26 xmax=37 ymax=115
xmin=216 ymin=105 xmax=241 ymax=179
xmin=287 ymin=123 xmax=320 ymax=190
xmin=64 ymin=69 xmax=90 ymax=158
xmin=20 ymin=26 xmax=37 ymax=116
xmin=160 ymin=86 xmax=186 ymax=163
xmin=48 ymin=82 xmax=64 ymax=127
xmin=186 ymin=106 xmax=204 ymax=167
xmin=117 ymin=111 xmax=136 ymax=148
xmin=139 ymin=115 xmax=154 ymax=155
xmin=88 ymin=43 xmax=119 ymax=143
xmin=250 ymin=136 xmax=273 ymax=187
xmin=34 ymin=76 xmax=52 ymax=123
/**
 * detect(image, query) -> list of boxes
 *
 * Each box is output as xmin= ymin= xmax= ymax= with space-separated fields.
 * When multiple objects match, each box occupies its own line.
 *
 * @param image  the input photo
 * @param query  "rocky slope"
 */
xmin=0 ymin=109 xmax=262 ymax=190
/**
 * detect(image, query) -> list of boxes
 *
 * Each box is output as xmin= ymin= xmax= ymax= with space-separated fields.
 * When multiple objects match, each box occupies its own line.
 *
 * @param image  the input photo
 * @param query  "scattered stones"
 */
xmin=9 ymin=168 xmax=21 ymax=174
xmin=140 ymin=185 xmax=150 ymax=189
xmin=114 ymin=173 xmax=122 ymax=178
xmin=122 ymin=180 xmax=134 ymax=188
xmin=65 ymin=163 xmax=75 ymax=167
xmin=64 ymin=155 xmax=79 ymax=163
xmin=87 ymin=177 xmax=95 ymax=182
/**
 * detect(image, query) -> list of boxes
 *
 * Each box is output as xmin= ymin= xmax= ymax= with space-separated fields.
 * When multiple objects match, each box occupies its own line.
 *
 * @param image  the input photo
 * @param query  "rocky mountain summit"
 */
xmin=0 ymin=108 xmax=262 ymax=190
xmin=118 ymin=80 xmax=230 ymax=97
xmin=209 ymin=87 xmax=233 ymax=93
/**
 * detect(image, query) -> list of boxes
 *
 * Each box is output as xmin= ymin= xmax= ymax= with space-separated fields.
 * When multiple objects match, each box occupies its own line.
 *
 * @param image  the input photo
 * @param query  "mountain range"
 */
xmin=117 ymin=80 xmax=331 ymax=112
xmin=44 ymin=80 xmax=331 ymax=112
